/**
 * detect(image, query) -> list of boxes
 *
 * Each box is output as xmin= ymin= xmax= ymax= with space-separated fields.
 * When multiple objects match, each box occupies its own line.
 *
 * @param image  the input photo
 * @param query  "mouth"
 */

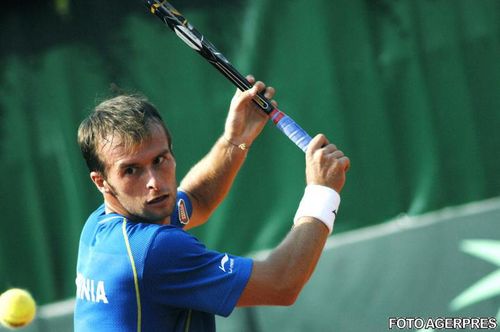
xmin=147 ymin=194 xmax=169 ymax=205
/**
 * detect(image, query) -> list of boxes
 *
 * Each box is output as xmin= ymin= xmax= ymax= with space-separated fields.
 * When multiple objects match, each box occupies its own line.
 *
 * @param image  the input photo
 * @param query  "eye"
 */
xmin=124 ymin=167 xmax=136 ymax=175
xmin=154 ymin=155 xmax=165 ymax=165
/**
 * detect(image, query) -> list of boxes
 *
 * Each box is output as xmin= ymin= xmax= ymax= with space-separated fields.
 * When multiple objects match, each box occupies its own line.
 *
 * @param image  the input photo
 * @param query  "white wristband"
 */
xmin=293 ymin=184 xmax=341 ymax=234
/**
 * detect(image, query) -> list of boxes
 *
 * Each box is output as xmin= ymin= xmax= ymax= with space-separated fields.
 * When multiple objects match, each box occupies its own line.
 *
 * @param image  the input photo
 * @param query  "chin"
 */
xmin=144 ymin=208 xmax=174 ymax=224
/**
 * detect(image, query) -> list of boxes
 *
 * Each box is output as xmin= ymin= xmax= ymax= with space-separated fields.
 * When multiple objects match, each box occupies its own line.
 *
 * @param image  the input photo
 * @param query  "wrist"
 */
xmin=223 ymin=135 xmax=250 ymax=151
xmin=293 ymin=184 xmax=341 ymax=234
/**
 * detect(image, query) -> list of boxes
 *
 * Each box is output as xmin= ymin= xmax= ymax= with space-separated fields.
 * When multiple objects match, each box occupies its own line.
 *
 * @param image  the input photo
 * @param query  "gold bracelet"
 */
xmin=223 ymin=136 xmax=249 ymax=151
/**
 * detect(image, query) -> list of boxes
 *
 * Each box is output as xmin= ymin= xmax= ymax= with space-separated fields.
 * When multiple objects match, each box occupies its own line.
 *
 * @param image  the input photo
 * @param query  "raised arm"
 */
xmin=238 ymin=134 xmax=350 ymax=306
xmin=179 ymin=76 xmax=275 ymax=229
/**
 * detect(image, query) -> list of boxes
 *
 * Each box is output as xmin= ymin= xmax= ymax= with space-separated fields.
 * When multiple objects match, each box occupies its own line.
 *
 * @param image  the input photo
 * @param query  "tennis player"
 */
xmin=74 ymin=77 xmax=350 ymax=331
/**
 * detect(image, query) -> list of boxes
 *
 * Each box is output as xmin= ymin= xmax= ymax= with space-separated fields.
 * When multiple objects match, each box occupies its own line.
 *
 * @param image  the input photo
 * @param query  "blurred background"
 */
xmin=1 ymin=0 xmax=499 ymax=330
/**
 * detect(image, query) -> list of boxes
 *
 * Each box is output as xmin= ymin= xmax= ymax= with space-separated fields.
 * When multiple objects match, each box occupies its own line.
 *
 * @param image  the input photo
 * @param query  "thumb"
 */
xmin=248 ymin=81 xmax=265 ymax=98
xmin=234 ymin=74 xmax=256 ymax=99
xmin=233 ymin=85 xmax=257 ymax=106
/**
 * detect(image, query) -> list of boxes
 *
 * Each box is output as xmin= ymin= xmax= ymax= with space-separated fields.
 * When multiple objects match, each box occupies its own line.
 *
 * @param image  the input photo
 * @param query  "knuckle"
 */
xmin=339 ymin=157 xmax=350 ymax=170
xmin=313 ymin=151 xmax=323 ymax=162
xmin=335 ymin=150 xmax=344 ymax=158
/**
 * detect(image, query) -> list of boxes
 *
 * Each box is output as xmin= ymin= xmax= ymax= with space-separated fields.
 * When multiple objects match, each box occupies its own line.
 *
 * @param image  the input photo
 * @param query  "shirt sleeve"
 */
xmin=170 ymin=190 xmax=193 ymax=228
xmin=143 ymin=228 xmax=253 ymax=317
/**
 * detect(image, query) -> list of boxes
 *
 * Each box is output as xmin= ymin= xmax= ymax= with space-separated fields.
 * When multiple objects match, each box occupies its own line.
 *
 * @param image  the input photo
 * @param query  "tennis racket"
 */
xmin=142 ymin=0 xmax=312 ymax=152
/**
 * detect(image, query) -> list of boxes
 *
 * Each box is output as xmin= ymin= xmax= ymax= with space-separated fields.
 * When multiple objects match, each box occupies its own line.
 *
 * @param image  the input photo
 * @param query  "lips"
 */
xmin=147 ymin=194 xmax=169 ymax=205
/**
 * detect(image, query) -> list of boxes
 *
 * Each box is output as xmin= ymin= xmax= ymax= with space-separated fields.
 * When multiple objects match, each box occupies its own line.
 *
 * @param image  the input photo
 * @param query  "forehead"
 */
xmin=98 ymin=123 xmax=170 ymax=168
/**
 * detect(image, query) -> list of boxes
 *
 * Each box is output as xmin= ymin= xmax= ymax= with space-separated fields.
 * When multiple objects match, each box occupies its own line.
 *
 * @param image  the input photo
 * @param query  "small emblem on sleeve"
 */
xmin=219 ymin=254 xmax=234 ymax=273
xmin=178 ymin=198 xmax=190 ymax=225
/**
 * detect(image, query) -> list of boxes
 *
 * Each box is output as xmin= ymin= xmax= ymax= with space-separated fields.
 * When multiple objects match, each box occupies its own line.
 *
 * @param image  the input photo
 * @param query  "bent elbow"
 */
xmin=274 ymin=278 xmax=304 ymax=306
xmin=280 ymin=290 xmax=300 ymax=306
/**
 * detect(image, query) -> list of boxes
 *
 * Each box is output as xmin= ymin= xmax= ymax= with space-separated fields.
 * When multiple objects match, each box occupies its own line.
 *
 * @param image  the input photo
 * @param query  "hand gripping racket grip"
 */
xmin=252 ymin=91 xmax=312 ymax=152
xmin=143 ymin=0 xmax=313 ymax=152
xmin=269 ymin=109 xmax=312 ymax=153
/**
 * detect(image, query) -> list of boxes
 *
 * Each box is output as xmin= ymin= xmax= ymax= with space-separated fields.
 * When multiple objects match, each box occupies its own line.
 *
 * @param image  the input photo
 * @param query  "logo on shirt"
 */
xmin=75 ymin=273 xmax=109 ymax=304
xmin=219 ymin=254 xmax=234 ymax=274
xmin=178 ymin=198 xmax=190 ymax=225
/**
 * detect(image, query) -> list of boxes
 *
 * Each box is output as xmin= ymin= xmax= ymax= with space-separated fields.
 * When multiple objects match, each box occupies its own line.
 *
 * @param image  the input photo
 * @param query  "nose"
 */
xmin=146 ymin=169 xmax=162 ymax=191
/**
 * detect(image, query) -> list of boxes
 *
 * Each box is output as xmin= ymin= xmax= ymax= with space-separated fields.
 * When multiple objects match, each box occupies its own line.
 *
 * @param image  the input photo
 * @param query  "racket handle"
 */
xmin=270 ymin=109 xmax=312 ymax=153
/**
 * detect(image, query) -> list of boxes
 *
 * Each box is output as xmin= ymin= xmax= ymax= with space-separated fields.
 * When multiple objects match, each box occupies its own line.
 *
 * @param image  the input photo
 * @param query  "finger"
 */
xmin=330 ymin=149 xmax=344 ymax=159
xmin=339 ymin=156 xmax=351 ymax=171
xmin=235 ymin=75 xmax=257 ymax=96
xmin=238 ymin=81 xmax=265 ymax=104
xmin=246 ymin=74 xmax=255 ymax=85
xmin=250 ymin=81 xmax=266 ymax=97
xmin=307 ymin=134 xmax=329 ymax=155
xmin=321 ymin=144 xmax=338 ymax=154
xmin=263 ymin=86 xmax=275 ymax=100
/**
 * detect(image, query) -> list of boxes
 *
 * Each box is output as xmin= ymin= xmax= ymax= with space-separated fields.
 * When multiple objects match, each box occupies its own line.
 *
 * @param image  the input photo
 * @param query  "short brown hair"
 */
xmin=77 ymin=95 xmax=172 ymax=174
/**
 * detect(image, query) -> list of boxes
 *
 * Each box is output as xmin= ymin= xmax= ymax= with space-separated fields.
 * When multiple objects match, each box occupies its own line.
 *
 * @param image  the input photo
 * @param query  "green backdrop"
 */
xmin=1 ymin=0 xmax=499 ymax=304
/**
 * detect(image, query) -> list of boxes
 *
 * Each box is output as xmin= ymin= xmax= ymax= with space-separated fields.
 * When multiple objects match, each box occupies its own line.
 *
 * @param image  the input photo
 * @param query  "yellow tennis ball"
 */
xmin=0 ymin=289 xmax=37 ymax=329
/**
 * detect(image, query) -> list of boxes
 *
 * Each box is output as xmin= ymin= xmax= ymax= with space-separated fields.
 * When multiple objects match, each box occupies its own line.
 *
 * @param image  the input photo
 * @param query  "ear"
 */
xmin=90 ymin=171 xmax=108 ymax=195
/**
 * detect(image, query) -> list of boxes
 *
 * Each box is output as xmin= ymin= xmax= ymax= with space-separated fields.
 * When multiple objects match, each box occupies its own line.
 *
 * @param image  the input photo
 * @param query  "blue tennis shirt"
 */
xmin=74 ymin=191 xmax=253 ymax=331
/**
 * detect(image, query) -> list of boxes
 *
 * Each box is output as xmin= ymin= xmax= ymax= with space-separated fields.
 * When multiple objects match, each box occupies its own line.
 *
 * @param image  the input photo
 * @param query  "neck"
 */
xmin=103 ymin=196 xmax=171 ymax=225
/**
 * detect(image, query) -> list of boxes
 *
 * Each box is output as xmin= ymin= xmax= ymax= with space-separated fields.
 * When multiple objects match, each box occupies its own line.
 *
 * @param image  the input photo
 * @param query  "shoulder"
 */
xmin=79 ymin=204 xmax=107 ymax=242
xmin=148 ymin=226 xmax=204 ymax=256
xmin=142 ymin=227 xmax=207 ymax=283
xmin=87 ymin=203 xmax=106 ymax=224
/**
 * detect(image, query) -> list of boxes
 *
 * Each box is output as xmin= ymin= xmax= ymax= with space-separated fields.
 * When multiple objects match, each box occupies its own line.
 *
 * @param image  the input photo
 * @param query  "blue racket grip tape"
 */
xmin=270 ymin=109 xmax=312 ymax=153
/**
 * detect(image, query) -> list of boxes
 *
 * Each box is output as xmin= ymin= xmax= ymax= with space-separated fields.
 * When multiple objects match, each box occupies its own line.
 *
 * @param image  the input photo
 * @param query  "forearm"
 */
xmin=238 ymin=218 xmax=329 ymax=306
xmin=267 ymin=218 xmax=330 ymax=289
xmin=179 ymin=136 xmax=248 ymax=227
xmin=237 ymin=135 xmax=349 ymax=306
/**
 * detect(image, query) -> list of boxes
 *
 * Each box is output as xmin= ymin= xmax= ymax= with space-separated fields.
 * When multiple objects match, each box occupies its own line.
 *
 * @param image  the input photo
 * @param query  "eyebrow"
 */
xmin=117 ymin=161 xmax=140 ymax=170
xmin=116 ymin=148 xmax=171 ymax=170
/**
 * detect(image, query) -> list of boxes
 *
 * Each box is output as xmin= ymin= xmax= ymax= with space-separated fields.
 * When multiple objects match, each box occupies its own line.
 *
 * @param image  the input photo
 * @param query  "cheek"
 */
xmin=162 ymin=161 xmax=176 ymax=177
xmin=114 ymin=177 xmax=145 ymax=197
xmin=169 ymin=165 xmax=177 ymax=186
xmin=170 ymin=163 xmax=176 ymax=177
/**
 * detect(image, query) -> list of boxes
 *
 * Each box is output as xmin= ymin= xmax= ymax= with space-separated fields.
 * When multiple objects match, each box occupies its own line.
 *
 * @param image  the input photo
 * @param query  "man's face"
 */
xmin=94 ymin=123 xmax=177 ymax=224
